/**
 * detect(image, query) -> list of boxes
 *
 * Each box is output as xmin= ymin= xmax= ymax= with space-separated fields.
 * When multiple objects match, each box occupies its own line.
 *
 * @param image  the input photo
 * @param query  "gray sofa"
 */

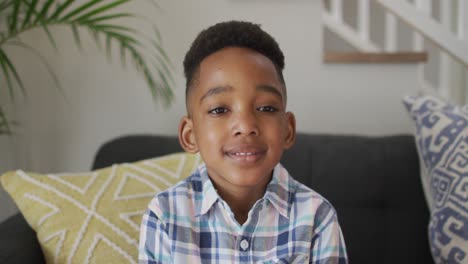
xmin=0 ymin=133 xmax=433 ymax=263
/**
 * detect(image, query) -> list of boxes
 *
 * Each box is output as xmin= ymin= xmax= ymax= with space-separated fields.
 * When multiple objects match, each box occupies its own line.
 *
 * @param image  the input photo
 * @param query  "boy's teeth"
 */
xmin=235 ymin=152 xmax=253 ymax=156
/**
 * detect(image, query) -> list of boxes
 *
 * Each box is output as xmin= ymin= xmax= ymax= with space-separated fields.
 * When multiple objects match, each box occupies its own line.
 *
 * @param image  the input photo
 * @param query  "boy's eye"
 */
xmin=257 ymin=106 xmax=278 ymax=112
xmin=208 ymin=107 xmax=228 ymax=115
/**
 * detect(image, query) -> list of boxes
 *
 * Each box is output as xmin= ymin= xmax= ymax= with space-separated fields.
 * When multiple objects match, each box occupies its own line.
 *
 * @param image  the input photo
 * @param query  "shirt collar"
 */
xmin=198 ymin=164 xmax=219 ymax=216
xmin=197 ymin=163 xmax=295 ymax=219
xmin=264 ymin=163 xmax=293 ymax=219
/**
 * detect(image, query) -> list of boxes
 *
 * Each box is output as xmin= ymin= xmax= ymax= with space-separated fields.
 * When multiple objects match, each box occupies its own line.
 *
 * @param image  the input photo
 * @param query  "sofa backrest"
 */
xmin=93 ymin=133 xmax=432 ymax=264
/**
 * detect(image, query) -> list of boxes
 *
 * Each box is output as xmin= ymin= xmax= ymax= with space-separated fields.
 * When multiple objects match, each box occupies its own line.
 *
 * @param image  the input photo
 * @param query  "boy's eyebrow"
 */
xmin=199 ymin=85 xmax=233 ymax=103
xmin=199 ymin=84 xmax=283 ymax=104
xmin=256 ymin=84 xmax=283 ymax=100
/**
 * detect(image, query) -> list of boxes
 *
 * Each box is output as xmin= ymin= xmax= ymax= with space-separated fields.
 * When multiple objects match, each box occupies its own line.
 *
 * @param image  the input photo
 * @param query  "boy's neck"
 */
xmin=210 ymin=175 xmax=272 ymax=226
xmin=222 ymin=187 xmax=264 ymax=225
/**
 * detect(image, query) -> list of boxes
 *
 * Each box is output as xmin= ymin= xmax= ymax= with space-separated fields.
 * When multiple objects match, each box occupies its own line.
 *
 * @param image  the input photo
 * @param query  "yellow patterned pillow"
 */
xmin=0 ymin=152 xmax=201 ymax=264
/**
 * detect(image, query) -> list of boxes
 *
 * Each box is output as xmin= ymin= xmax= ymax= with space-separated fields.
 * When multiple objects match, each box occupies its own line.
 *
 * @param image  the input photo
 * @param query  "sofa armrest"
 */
xmin=0 ymin=213 xmax=45 ymax=263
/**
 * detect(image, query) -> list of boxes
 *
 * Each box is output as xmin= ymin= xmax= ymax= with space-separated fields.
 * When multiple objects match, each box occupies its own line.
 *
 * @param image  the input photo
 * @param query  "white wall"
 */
xmin=0 ymin=0 xmax=419 ymax=222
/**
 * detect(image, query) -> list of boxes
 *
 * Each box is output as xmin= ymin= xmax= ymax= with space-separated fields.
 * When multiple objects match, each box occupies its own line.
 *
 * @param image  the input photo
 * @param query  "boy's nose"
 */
xmin=232 ymin=111 xmax=259 ymax=137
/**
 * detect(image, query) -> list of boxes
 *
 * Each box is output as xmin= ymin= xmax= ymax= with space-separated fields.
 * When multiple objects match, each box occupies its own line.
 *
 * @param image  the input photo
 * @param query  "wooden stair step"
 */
xmin=324 ymin=52 xmax=428 ymax=64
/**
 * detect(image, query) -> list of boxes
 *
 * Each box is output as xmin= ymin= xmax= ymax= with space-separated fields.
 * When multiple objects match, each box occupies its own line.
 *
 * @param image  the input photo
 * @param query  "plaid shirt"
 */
xmin=139 ymin=163 xmax=348 ymax=263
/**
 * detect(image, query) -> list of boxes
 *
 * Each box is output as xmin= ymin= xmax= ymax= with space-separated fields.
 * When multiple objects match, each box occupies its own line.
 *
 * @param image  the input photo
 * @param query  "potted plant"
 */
xmin=0 ymin=0 xmax=174 ymax=135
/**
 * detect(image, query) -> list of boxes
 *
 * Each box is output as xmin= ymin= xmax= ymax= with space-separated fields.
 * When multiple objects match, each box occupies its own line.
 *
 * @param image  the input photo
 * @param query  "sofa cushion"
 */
xmin=282 ymin=133 xmax=432 ymax=264
xmin=0 ymin=213 xmax=45 ymax=264
xmin=91 ymin=133 xmax=432 ymax=264
xmin=0 ymin=133 xmax=433 ymax=264
xmin=0 ymin=152 xmax=200 ymax=263
xmin=404 ymin=95 xmax=467 ymax=264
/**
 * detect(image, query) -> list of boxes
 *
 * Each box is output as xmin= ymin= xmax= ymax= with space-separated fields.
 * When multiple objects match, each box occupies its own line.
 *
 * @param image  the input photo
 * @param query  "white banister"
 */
xmin=358 ymin=0 xmax=370 ymax=42
xmin=330 ymin=0 xmax=343 ymax=22
xmin=459 ymin=0 xmax=468 ymax=40
xmin=440 ymin=0 xmax=453 ymax=34
xmin=385 ymin=13 xmax=397 ymax=52
xmin=412 ymin=0 xmax=431 ymax=51
xmin=439 ymin=0 xmax=453 ymax=99
xmin=322 ymin=11 xmax=380 ymax=52
xmin=378 ymin=0 xmax=468 ymax=67
xmin=458 ymin=0 xmax=468 ymax=104
xmin=412 ymin=0 xmax=431 ymax=94
xmin=322 ymin=0 xmax=468 ymax=104
xmin=465 ymin=70 xmax=468 ymax=104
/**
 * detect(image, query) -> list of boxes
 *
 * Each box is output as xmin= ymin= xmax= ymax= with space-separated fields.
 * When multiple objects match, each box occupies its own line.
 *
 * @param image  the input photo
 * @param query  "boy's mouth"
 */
xmin=232 ymin=152 xmax=257 ymax=156
xmin=224 ymin=146 xmax=266 ymax=163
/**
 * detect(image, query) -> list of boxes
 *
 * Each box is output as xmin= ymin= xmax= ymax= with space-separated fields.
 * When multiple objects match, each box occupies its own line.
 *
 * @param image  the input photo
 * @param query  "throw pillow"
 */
xmin=0 ymin=152 xmax=201 ymax=264
xmin=403 ymin=95 xmax=467 ymax=264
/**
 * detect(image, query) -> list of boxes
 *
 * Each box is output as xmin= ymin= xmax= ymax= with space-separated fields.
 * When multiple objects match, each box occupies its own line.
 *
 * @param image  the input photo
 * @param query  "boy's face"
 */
xmin=179 ymin=47 xmax=295 ymax=191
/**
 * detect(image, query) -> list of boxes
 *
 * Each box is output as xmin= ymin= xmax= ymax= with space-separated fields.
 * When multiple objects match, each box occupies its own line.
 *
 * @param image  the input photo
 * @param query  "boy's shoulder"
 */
xmin=293 ymin=178 xmax=337 ymax=214
xmin=290 ymin=176 xmax=330 ymax=203
xmin=268 ymin=164 xmax=339 ymax=220
xmin=283 ymin=176 xmax=340 ymax=233
xmin=146 ymin=168 xmax=204 ymax=219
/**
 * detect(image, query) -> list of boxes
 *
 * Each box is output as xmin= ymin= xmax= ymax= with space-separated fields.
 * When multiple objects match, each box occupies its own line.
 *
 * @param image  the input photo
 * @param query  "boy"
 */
xmin=139 ymin=21 xmax=348 ymax=263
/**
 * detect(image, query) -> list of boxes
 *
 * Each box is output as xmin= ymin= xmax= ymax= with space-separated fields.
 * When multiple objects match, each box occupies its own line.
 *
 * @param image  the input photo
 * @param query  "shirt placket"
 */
xmin=237 ymin=199 xmax=265 ymax=263
xmin=237 ymin=234 xmax=252 ymax=262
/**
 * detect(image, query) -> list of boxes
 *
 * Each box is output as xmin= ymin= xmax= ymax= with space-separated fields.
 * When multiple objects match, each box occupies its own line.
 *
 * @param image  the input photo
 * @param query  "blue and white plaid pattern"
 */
xmin=139 ymin=163 xmax=348 ymax=263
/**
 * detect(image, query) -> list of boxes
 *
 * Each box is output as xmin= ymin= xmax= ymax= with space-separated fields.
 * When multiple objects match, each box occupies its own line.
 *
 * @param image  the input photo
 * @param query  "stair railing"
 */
xmin=323 ymin=0 xmax=468 ymax=104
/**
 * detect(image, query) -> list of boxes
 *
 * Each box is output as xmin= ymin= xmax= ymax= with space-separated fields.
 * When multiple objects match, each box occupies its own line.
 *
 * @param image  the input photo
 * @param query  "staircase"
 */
xmin=322 ymin=0 xmax=468 ymax=105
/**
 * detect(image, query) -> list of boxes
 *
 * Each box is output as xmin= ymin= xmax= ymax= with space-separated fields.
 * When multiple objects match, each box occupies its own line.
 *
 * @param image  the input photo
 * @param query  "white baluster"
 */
xmin=322 ymin=0 xmax=380 ymax=52
xmin=457 ymin=0 xmax=468 ymax=104
xmin=412 ymin=0 xmax=432 ymax=95
xmin=385 ymin=12 xmax=397 ymax=52
xmin=439 ymin=0 xmax=453 ymax=100
xmin=458 ymin=0 xmax=467 ymax=40
xmin=330 ymin=0 xmax=343 ymax=22
xmin=412 ymin=0 xmax=431 ymax=51
xmin=464 ymin=67 xmax=468 ymax=105
xmin=358 ymin=0 xmax=370 ymax=42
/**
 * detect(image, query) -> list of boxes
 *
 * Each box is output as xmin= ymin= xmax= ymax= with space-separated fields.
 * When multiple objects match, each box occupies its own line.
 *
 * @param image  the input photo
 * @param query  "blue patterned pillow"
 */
xmin=404 ymin=95 xmax=467 ymax=264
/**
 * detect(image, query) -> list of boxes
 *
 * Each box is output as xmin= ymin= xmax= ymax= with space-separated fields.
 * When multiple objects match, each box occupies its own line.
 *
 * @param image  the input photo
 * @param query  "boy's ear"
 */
xmin=284 ymin=112 xmax=296 ymax=149
xmin=178 ymin=116 xmax=199 ymax=153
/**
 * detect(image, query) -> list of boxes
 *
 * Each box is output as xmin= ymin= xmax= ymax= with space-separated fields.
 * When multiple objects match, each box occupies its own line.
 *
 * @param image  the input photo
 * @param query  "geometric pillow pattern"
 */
xmin=403 ymin=95 xmax=467 ymax=264
xmin=0 ymin=152 xmax=201 ymax=264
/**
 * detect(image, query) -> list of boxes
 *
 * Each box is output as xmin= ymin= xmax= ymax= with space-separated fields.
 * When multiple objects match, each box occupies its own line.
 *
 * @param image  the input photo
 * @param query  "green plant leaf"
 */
xmin=48 ymin=0 xmax=74 ymax=21
xmin=39 ymin=20 xmax=58 ymax=50
xmin=147 ymin=0 xmax=161 ymax=10
xmin=95 ymin=29 xmax=139 ymax=45
xmin=71 ymin=0 xmax=130 ymax=22
xmin=0 ymin=48 xmax=16 ymax=100
xmin=105 ymin=33 xmax=112 ymax=61
xmin=150 ymin=34 xmax=173 ymax=69
xmin=19 ymin=0 xmax=57 ymax=49
xmin=60 ymin=0 xmax=105 ymax=21
xmin=119 ymin=40 xmax=126 ymax=67
xmin=0 ymin=1 xmax=14 ymax=13
xmin=71 ymin=23 xmax=82 ymax=50
xmin=0 ymin=0 xmax=175 ymax=134
xmin=151 ymin=49 xmax=174 ymax=85
xmin=60 ymin=0 xmax=128 ymax=22
xmin=6 ymin=40 xmax=63 ymax=97
xmin=88 ymin=28 xmax=102 ymax=50
xmin=0 ymin=48 xmax=26 ymax=97
xmin=21 ymin=0 xmax=38 ymax=29
xmin=0 ymin=106 xmax=12 ymax=135
xmin=9 ymin=0 xmax=20 ymax=33
xmin=155 ymin=66 xmax=173 ymax=104
xmin=91 ymin=24 xmax=137 ymax=34
xmin=33 ymin=0 xmax=53 ymax=25
xmin=79 ymin=13 xmax=133 ymax=24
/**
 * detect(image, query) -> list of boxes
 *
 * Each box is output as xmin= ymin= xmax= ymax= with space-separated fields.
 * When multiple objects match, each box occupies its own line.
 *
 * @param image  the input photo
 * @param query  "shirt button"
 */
xmin=240 ymin=239 xmax=249 ymax=251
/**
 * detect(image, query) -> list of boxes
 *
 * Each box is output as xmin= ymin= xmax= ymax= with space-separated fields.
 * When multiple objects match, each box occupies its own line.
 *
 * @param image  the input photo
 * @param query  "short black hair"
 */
xmin=183 ymin=20 xmax=286 ymax=101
